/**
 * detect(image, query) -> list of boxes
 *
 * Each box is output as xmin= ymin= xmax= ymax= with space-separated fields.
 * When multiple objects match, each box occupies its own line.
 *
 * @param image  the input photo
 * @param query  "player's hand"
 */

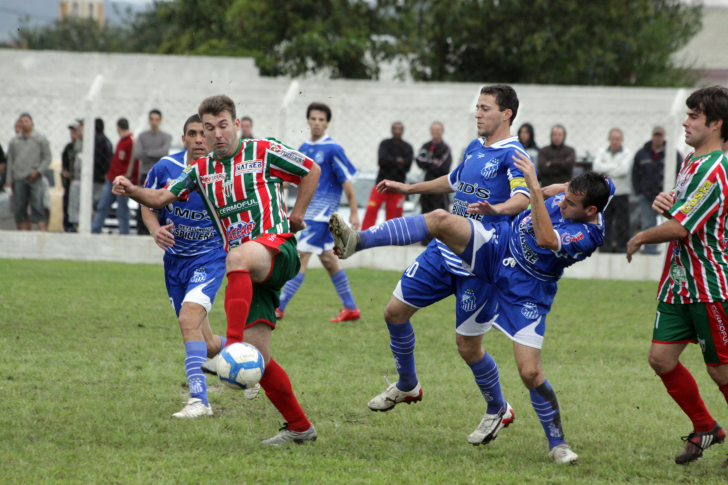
xmin=27 ymin=171 xmax=40 ymax=183
xmin=652 ymin=192 xmax=674 ymax=219
xmin=626 ymin=235 xmax=642 ymax=263
xmin=152 ymin=223 xmax=175 ymax=251
xmin=541 ymin=183 xmax=567 ymax=198
xmin=376 ymin=180 xmax=407 ymax=195
xmin=112 ymin=176 xmax=136 ymax=197
xmin=467 ymin=200 xmax=500 ymax=216
xmin=289 ymin=217 xmax=307 ymax=233
xmin=349 ymin=210 xmax=360 ymax=231
xmin=512 ymin=152 xmax=539 ymax=187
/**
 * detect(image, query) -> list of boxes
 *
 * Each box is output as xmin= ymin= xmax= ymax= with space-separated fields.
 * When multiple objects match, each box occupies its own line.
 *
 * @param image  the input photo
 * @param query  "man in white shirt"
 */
xmin=593 ymin=128 xmax=633 ymax=253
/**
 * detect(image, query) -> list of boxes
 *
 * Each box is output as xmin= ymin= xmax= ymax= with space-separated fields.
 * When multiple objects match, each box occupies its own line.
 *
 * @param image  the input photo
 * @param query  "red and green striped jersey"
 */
xmin=657 ymin=150 xmax=728 ymax=303
xmin=166 ymin=138 xmax=314 ymax=252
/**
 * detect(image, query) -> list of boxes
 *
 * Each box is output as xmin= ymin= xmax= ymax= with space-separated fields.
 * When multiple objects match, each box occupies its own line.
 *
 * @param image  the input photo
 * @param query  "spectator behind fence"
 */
xmin=132 ymin=109 xmax=172 ymax=235
xmin=61 ymin=122 xmax=79 ymax=232
xmin=537 ymin=124 xmax=576 ymax=186
xmin=632 ymin=126 xmax=683 ymax=255
xmin=239 ymin=116 xmax=254 ymax=140
xmin=518 ymin=122 xmax=540 ymax=160
xmin=593 ymin=128 xmax=633 ymax=253
xmin=4 ymin=113 xmax=51 ymax=231
xmin=93 ymin=118 xmax=113 ymax=208
xmin=416 ymin=122 xmax=452 ymax=215
xmin=362 ymin=122 xmax=413 ymax=230
xmin=92 ymin=118 xmax=134 ymax=234
xmin=0 ymin=142 xmax=6 ymax=192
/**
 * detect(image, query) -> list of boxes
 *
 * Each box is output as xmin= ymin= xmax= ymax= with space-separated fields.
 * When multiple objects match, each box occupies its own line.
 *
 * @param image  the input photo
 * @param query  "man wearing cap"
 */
xmin=631 ymin=126 xmax=683 ymax=254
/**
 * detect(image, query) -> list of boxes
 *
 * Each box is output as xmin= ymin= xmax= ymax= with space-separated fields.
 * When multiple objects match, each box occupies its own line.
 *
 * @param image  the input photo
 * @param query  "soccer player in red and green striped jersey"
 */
xmin=627 ymin=86 xmax=728 ymax=467
xmin=113 ymin=95 xmax=322 ymax=445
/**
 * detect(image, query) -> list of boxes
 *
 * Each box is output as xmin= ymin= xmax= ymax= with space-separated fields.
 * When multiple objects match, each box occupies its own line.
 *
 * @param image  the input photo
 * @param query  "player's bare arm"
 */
xmin=112 ymin=175 xmax=179 ymax=209
xmin=140 ymin=206 xmax=175 ymax=251
xmin=542 ymin=183 xmax=568 ymax=199
xmin=626 ymin=219 xmax=688 ymax=262
xmin=342 ymin=180 xmax=360 ymax=230
xmin=288 ymin=162 xmax=321 ymax=233
xmin=377 ymin=174 xmax=452 ymax=196
xmin=512 ymin=151 xmax=559 ymax=250
xmin=466 ymin=193 xmax=529 ymax=217
xmin=652 ymin=192 xmax=675 ymax=219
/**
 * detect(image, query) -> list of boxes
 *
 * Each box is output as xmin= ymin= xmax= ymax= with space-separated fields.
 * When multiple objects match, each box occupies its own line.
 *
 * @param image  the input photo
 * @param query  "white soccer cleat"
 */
xmin=329 ymin=212 xmax=359 ymax=259
xmin=261 ymin=423 xmax=317 ymax=446
xmin=200 ymin=354 xmax=220 ymax=376
xmin=367 ymin=377 xmax=423 ymax=412
xmin=468 ymin=402 xmax=515 ymax=445
xmin=172 ymin=398 xmax=213 ymax=419
xmin=549 ymin=444 xmax=578 ymax=464
xmin=244 ymin=383 xmax=261 ymax=400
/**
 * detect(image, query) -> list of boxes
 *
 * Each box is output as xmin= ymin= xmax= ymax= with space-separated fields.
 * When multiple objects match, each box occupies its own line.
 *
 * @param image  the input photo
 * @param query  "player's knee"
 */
xmin=383 ymin=304 xmax=407 ymax=324
xmin=426 ymin=209 xmax=449 ymax=232
xmin=455 ymin=335 xmax=484 ymax=363
xmin=647 ymin=352 xmax=674 ymax=374
xmin=225 ymin=250 xmax=247 ymax=272
xmin=518 ymin=366 xmax=542 ymax=388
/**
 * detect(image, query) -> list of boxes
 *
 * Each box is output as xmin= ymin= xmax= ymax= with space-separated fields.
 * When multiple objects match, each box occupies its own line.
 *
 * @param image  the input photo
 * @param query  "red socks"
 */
xmin=719 ymin=382 xmax=728 ymax=405
xmin=260 ymin=358 xmax=311 ymax=432
xmin=659 ymin=362 xmax=715 ymax=433
xmin=224 ymin=270 xmax=253 ymax=346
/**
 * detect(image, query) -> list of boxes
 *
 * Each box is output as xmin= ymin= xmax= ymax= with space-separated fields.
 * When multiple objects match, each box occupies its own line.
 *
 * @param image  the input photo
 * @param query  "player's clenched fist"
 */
xmin=112 ymin=175 xmax=135 ymax=197
xmin=376 ymin=180 xmax=407 ymax=195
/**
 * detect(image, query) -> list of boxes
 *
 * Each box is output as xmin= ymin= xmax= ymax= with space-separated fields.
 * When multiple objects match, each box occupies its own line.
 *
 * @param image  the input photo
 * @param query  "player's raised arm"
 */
xmin=376 ymin=174 xmax=452 ymax=196
xmin=112 ymin=175 xmax=179 ymax=209
xmin=512 ymin=151 xmax=559 ymax=250
xmin=289 ymin=162 xmax=321 ymax=233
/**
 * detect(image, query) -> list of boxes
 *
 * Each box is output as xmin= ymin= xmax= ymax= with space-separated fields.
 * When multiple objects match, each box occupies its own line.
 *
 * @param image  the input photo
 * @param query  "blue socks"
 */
xmin=387 ymin=321 xmax=418 ymax=391
xmin=278 ymin=272 xmax=305 ymax=312
xmin=185 ymin=341 xmax=209 ymax=406
xmin=530 ymin=379 xmax=566 ymax=449
xmin=217 ymin=336 xmax=227 ymax=351
xmin=357 ymin=215 xmax=429 ymax=251
xmin=331 ymin=269 xmax=357 ymax=310
xmin=468 ymin=353 xmax=506 ymax=414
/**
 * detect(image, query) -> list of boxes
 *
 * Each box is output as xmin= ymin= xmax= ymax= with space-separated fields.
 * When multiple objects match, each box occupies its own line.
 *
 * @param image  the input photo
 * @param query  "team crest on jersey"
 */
xmin=481 ymin=158 xmax=499 ymax=179
xmin=521 ymin=302 xmax=539 ymax=319
xmin=227 ymin=221 xmax=256 ymax=244
xmin=670 ymin=264 xmax=687 ymax=284
xmin=202 ymin=172 xmax=226 ymax=184
xmin=191 ymin=268 xmax=207 ymax=284
xmin=315 ymin=151 xmax=324 ymax=164
xmin=235 ymin=160 xmax=263 ymax=175
xmin=222 ymin=179 xmax=234 ymax=197
xmin=461 ymin=289 xmax=477 ymax=312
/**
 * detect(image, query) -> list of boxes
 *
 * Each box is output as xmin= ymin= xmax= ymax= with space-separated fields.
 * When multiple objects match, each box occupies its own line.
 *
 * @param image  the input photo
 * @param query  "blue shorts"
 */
xmin=163 ymin=249 xmax=227 ymax=317
xmin=393 ymin=243 xmax=497 ymax=335
xmin=460 ymin=220 xmax=558 ymax=349
xmin=297 ymin=220 xmax=334 ymax=255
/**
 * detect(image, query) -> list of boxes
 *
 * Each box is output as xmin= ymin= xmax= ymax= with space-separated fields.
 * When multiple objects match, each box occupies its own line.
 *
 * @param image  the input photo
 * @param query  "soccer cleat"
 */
xmin=329 ymin=212 xmax=359 ymax=259
xmin=549 ymin=444 xmax=578 ymax=464
xmin=329 ymin=308 xmax=361 ymax=322
xmin=368 ymin=377 xmax=423 ymax=412
xmin=468 ymin=402 xmax=515 ymax=445
xmin=675 ymin=422 xmax=726 ymax=465
xmin=275 ymin=308 xmax=284 ymax=319
xmin=200 ymin=354 xmax=220 ymax=376
xmin=172 ymin=398 xmax=213 ymax=419
xmin=244 ymin=383 xmax=261 ymax=400
xmin=261 ymin=423 xmax=317 ymax=446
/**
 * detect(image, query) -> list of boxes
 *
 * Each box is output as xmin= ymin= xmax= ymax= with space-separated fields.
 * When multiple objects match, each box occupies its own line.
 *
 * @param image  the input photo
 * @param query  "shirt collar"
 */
xmin=306 ymin=134 xmax=331 ymax=145
xmin=481 ymin=135 xmax=518 ymax=149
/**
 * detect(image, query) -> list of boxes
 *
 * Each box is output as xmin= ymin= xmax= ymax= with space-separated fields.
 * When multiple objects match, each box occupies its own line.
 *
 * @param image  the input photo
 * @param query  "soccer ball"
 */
xmin=217 ymin=343 xmax=265 ymax=390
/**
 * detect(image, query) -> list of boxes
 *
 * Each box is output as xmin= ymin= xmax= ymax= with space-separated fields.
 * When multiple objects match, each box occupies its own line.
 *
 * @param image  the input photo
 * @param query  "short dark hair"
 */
xmin=307 ymin=102 xmax=332 ymax=122
xmin=198 ymin=95 xmax=237 ymax=122
xmin=240 ymin=116 xmax=253 ymax=124
xmin=117 ymin=118 xmax=129 ymax=131
xmin=183 ymin=114 xmax=202 ymax=134
xmin=686 ymin=85 xmax=728 ymax=142
xmin=95 ymin=118 xmax=104 ymax=133
xmin=480 ymin=84 xmax=519 ymax=125
xmin=568 ymin=172 xmax=611 ymax=213
xmin=19 ymin=113 xmax=32 ymax=122
xmin=149 ymin=109 xmax=162 ymax=118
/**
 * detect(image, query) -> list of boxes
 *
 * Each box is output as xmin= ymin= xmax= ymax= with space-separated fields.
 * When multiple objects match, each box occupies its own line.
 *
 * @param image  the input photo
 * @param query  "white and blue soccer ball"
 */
xmin=217 ymin=343 xmax=265 ymax=390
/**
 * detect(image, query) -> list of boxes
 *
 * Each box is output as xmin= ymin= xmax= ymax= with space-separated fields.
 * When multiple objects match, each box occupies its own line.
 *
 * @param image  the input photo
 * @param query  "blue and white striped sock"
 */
xmin=468 ymin=353 xmax=505 ymax=414
xmin=331 ymin=269 xmax=356 ymax=310
xmin=278 ymin=272 xmax=305 ymax=312
xmin=387 ymin=321 xmax=418 ymax=392
xmin=185 ymin=340 xmax=209 ymax=406
xmin=529 ymin=379 xmax=567 ymax=449
xmin=217 ymin=336 xmax=227 ymax=353
xmin=357 ymin=215 xmax=429 ymax=251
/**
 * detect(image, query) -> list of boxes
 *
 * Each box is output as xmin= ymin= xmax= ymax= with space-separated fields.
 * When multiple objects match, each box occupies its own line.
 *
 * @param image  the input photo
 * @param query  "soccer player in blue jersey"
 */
xmin=331 ymin=151 xmax=614 ymax=463
xmin=141 ymin=114 xmax=237 ymax=418
xmin=338 ymin=85 xmax=532 ymax=444
xmin=275 ymin=102 xmax=361 ymax=322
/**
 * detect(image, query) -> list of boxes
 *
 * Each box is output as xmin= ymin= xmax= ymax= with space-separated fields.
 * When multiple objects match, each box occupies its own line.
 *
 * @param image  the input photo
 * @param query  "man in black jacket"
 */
xmin=93 ymin=118 xmax=113 ymax=210
xmin=415 ymin=122 xmax=452 ymax=214
xmin=631 ymin=126 xmax=682 ymax=255
xmin=362 ymin=122 xmax=413 ymax=229
xmin=61 ymin=122 xmax=78 ymax=232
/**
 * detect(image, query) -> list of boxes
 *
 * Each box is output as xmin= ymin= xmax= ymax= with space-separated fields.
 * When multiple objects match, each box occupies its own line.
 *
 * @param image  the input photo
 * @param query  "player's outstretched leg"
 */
xmin=330 ymin=212 xmax=430 ymax=259
xmin=173 ymin=341 xmax=213 ymax=418
xmin=466 ymin=351 xmax=514 ymax=445
xmin=368 ymin=320 xmax=423 ymax=411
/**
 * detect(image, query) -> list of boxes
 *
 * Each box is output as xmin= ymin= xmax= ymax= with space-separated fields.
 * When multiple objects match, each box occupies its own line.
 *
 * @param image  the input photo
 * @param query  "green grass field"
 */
xmin=1 ymin=259 xmax=727 ymax=484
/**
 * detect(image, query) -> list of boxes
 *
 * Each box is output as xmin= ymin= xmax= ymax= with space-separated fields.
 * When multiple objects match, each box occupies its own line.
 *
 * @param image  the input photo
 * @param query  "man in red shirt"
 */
xmin=92 ymin=118 xmax=134 ymax=234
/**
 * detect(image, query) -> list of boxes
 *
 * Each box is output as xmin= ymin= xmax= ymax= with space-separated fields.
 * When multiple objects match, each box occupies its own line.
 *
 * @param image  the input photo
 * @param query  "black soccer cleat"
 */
xmin=675 ymin=422 xmax=726 ymax=465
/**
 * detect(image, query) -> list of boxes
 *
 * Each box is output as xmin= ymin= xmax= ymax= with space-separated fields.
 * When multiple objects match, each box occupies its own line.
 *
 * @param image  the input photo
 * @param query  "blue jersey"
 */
xmin=508 ymin=177 xmax=616 ymax=282
xmin=438 ymin=136 xmax=531 ymax=275
xmin=299 ymin=135 xmax=357 ymax=222
xmin=144 ymin=151 xmax=225 ymax=257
